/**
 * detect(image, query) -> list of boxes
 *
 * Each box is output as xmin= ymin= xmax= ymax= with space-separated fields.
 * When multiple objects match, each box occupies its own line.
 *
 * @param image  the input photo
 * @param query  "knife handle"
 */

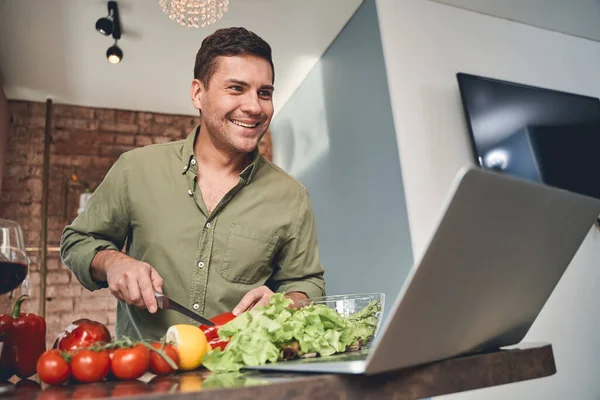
xmin=154 ymin=291 xmax=166 ymax=309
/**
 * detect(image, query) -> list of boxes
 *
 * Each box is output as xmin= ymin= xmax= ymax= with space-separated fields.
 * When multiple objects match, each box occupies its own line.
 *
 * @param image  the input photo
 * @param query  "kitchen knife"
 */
xmin=154 ymin=291 xmax=215 ymax=326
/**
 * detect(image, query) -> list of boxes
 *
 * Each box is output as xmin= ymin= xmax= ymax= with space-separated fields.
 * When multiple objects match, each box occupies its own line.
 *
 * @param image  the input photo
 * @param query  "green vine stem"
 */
xmin=140 ymin=341 xmax=179 ymax=370
xmin=73 ymin=336 xmax=179 ymax=371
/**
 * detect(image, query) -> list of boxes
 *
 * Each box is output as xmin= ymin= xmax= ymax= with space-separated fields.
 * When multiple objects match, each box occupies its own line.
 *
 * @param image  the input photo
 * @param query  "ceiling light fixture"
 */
xmin=96 ymin=17 xmax=113 ymax=36
xmin=106 ymin=42 xmax=123 ymax=64
xmin=96 ymin=1 xmax=123 ymax=64
xmin=96 ymin=1 xmax=117 ymax=35
xmin=159 ymin=0 xmax=230 ymax=28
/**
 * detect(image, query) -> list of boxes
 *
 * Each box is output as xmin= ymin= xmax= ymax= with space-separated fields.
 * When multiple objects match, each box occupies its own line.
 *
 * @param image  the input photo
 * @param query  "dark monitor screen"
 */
xmin=456 ymin=72 xmax=600 ymax=200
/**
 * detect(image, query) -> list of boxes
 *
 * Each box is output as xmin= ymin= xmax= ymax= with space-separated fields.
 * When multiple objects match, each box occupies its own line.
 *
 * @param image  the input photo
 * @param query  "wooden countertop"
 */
xmin=1 ymin=343 xmax=555 ymax=400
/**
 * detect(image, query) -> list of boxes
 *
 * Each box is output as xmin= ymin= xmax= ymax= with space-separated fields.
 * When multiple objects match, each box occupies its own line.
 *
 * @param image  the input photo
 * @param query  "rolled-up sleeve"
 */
xmin=271 ymin=190 xmax=326 ymax=298
xmin=60 ymin=155 xmax=130 ymax=292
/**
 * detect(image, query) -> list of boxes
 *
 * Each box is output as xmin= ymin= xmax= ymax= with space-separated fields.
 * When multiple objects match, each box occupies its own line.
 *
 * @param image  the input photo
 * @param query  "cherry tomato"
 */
xmin=107 ymin=347 xmax=118 ymax=360
xmin=208 ymin=338 xmax=228 ymax=351
xmin=149 ymin=342 xmax=179 ymax=375
xmin=70 ymin=349 xmax=110 ymax=383
xmin=104 ymin=347 xmax=119 ymax=379
xmin=199 ymin=311 xmax=235 ymax=342
xmin=54 ymin=319 xmax=111 ymax=353
xmin=110 ymin=344 xmax=150 ymax=380
xmin=37 ymin=349 xmax=71 ymax=385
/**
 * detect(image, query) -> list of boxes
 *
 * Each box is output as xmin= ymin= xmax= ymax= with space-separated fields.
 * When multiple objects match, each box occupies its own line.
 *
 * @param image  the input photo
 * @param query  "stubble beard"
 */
xmin=203 ymin=112 xmax=266 ymax=156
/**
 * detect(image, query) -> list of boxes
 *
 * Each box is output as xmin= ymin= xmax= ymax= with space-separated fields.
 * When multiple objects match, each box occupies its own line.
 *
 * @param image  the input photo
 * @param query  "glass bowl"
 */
xmin=298 ymin=293 xmax=385 ymax=342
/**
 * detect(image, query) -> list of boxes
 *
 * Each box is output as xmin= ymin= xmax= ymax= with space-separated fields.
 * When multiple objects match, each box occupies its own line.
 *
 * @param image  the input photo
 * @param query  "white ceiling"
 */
xmin=0 ymin=0 xmax=363 ymax=116
xmin=430 ymin=0 xmax=600 ymax=42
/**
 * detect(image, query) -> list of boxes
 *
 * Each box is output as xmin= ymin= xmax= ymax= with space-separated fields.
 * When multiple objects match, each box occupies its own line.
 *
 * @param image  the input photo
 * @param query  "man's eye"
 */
xmin=230 ymin=86 xmax=242 ymax=91
xmin=259 ymin=91 xmax=272 ymax=98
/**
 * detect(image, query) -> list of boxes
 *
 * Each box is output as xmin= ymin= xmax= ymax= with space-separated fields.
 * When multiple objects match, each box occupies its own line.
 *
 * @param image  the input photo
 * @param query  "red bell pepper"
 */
xmin=0 ymin=295 xmax=46 ymax=379
xmin=200 ymin=311 xmax=235 ymax=346
xmin=208 ymin=338 xmax=229 ymax=351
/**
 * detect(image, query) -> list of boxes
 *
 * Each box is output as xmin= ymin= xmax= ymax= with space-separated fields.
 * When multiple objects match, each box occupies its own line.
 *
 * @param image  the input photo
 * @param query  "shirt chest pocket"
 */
xmin=221 ymin=224 xmax=279 ymax=284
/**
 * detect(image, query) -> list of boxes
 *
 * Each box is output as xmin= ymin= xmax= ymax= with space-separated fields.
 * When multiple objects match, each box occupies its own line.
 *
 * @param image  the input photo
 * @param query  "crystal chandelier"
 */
xmin=159 ymin=0 xmax=230 ymax=28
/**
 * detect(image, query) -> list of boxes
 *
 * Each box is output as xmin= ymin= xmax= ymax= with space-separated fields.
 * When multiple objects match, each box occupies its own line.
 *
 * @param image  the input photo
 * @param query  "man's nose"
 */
xmin=240 ymin=93 xmax=262 ymax=115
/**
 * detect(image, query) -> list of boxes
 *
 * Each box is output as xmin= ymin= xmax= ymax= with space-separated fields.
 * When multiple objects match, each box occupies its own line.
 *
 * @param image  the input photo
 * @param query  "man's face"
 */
xmin=192 ymin=54 xmax=274 ymax=155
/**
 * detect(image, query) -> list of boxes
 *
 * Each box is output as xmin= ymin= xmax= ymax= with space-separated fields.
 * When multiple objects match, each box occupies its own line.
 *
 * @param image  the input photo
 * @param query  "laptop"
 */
xmin=246 ymin=166 xmax=600 ymax=375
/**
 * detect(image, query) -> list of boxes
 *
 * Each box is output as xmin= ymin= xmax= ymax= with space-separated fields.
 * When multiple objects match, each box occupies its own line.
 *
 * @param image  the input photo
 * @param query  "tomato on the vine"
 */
xmin=70 ymin=349 xmax=110 ymax=383
xmin=110 ymin=344 xmax=150 ymax=380
xmin=107 ymin=347 xmax=118 ymax=360
xmin=36 ymin=349 xmax=71 ymax=385
xmin=149 ymin=342 xmax=179 ymax=375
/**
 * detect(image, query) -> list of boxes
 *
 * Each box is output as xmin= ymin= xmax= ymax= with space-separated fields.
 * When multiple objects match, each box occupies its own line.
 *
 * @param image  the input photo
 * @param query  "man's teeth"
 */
xmin=231 ymin=119 xmax=259 ymax=128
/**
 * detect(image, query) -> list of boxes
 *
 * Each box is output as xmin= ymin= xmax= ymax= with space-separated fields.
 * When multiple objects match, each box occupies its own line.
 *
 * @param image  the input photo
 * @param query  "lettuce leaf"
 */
xmin=202 ymin=294 xmax=380 ymax=373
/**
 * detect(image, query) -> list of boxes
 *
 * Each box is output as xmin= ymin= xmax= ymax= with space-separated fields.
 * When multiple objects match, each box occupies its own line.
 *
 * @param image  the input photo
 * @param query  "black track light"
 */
xmin=96 ymin=17 xmax=113 ymax=36
xmin=97 ymin=1 xmax=123 ymax=64
xmin=106 ymin=42 xmax=123 ymax=64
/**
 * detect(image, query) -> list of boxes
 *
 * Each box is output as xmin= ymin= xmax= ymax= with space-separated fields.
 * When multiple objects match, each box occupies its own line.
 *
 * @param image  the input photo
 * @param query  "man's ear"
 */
xmin=190 ymin=79 xmax=204 ymax=111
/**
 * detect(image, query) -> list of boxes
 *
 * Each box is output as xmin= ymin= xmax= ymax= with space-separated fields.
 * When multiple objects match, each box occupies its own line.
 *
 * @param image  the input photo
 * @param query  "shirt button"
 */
xmin=191 ymin=159 xmax=197 ymax=165
xmin=198 ymin=261 xmax=205 ymax=268
xmin=183 ymin=165 xmax=188 ymax=171
xmin=206 ymin=222 xmax=211 ymax=228
xmin=193 ymin=303 xmax=200 ymax=310
xmin=187 ymin=189 xmax=193 ymax=196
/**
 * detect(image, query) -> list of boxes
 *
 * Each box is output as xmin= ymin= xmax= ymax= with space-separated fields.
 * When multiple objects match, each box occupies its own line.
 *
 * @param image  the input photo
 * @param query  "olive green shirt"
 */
xmin=60 ymin=127 xmax=326 ymax=340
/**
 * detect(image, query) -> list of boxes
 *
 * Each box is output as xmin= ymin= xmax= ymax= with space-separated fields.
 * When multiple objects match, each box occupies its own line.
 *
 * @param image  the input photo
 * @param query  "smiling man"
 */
xmin=60 ymin=27 xmax=326 ymax=340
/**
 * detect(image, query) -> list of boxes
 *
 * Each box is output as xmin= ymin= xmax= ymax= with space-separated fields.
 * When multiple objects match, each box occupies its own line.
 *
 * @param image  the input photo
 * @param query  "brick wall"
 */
xmin=0 ymin=100 xmax=273 ymax=349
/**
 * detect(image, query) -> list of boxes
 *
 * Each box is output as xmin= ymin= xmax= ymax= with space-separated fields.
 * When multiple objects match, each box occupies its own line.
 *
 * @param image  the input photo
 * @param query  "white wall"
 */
xmin=375 ymin=0 xmax=600 ymax=398
xmin=271 ymin=0 xmax=413 ymax=322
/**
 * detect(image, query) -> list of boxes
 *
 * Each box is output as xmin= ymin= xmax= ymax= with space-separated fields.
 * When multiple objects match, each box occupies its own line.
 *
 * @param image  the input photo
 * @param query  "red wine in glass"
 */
xmin=0 ymin=219 xmax=29 ymax=295
xmin=0 ymin=261 xmax=28 ymax=294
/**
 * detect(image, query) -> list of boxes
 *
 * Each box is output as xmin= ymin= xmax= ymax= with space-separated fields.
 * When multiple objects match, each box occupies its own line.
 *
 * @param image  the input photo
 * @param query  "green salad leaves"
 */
xmin=202 ymin=294 xmax=381 ymax=373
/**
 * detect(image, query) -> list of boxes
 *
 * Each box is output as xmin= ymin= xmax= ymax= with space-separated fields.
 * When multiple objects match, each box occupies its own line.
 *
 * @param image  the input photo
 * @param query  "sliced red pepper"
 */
xmin=199 ymin=312 xmax=235 ymax=343
xmin=0 ymin=295 xmax=46 ymax=379
xmin=208 ymin=338 xmax=229 ymax=351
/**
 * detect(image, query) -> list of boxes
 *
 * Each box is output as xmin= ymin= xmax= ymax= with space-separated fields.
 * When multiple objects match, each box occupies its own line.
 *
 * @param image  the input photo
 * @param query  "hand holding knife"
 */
xmin=154 ymin=291 xmax=215 ymax=326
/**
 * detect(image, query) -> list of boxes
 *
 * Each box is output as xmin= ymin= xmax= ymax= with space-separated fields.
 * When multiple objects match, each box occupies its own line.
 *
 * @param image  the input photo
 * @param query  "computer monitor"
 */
xmin=456 ymin=72 xmax=600 ymax=199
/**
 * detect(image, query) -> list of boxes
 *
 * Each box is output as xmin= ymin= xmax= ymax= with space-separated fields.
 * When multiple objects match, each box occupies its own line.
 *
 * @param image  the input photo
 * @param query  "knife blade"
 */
xmin=154 ymin=291 xmax=215 ymax=326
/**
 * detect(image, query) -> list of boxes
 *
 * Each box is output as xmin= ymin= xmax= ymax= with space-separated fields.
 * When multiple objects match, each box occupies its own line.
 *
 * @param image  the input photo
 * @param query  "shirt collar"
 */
xmin=181 ymin=125 xmax=261 ymax=184
xmin=181 ymin=126 xmax=198 ymax=175
xmin=240 ymin=147 xmax=260 ymax=185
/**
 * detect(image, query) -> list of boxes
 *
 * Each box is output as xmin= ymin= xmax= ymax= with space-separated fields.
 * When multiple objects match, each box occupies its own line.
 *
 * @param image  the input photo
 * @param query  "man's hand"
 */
xmin=232 ymin=286 xmax=309 ymax=316
xmin=283 ymin=291 xmax=309 ymax=308
xmin=91 ymin=250 xmax=164 ymax=313
xmin=232 ymin=286 xmax=273 ymax=316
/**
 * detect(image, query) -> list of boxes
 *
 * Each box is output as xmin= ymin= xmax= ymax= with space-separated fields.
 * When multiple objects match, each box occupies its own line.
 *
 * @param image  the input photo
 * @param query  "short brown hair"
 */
xmin=194 ymin=27 xmax=274 ymax=88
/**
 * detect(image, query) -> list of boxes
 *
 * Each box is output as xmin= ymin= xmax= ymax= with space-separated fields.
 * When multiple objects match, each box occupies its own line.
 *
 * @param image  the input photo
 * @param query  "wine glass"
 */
xmin=0 ymin=220 xmax=27 ymax=394
xmin=0 ymin=219 xmax=29 ymax=295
